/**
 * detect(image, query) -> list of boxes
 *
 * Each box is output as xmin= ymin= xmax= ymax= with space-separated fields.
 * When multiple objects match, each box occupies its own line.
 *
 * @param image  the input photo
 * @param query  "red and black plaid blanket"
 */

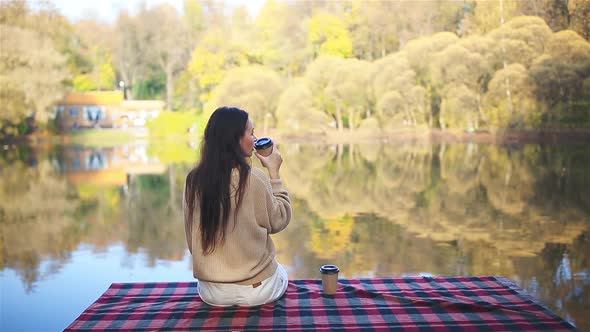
xmin=65 ymin=276 xmax=576 ymax=331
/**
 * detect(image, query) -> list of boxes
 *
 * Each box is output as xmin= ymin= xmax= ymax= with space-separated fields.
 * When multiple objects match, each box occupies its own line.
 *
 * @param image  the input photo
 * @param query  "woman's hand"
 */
xmin=255 ymin=146 xmax=283 ymax=179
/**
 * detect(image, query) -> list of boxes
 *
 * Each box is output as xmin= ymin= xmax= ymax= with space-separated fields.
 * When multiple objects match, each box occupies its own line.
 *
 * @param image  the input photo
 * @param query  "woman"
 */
xmin=183 ymin=106 xmax=292 ymax=307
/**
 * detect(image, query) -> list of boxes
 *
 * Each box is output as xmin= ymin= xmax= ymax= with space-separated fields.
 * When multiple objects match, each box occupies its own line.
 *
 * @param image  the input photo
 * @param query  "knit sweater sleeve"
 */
xmin=251 ymin=167 xmax=292 ymax=234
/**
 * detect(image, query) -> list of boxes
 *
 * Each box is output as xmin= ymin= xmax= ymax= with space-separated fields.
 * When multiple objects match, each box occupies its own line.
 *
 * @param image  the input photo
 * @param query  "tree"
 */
xmin=113 ymin=12 xmax=148 ymax=100
xmin=304 ymin=56 xmax=346 ymax=130
xmin=255 ymin=0 xmax=309 ymax=76
xmin=325 ymin=59 xmax=373 ymax=131
xmin=461 ymin=0 xmax=520 ymax=36
xmin=0 ymin=25 xmax=68 ymax=127
xmin=347 ymin=1 xmax=401 ymax=60
xmin=139 ymin=4 xmax=190 ymax=109
xmin=430 ymin=40 xmax=492 ymax=129
xmin=529 ymin=30 xmax=590 ymax=125
xmin=488 ymin=16 xmax=553 ymax=68
xmin=0 ymin=1 xmax=70 ymax=132
xmin=308 ymin=12 xmax=353 ymax=58
xmin=483 ymin=64 xmax=539 ymax=128
xmin=403 ymin=32 xmax=459 ymax=127
xmin=569 ymin=0 xmax=590 ymax=40
xmin=70 ymin=19 xmax=116 ymax=92
xmin=376 ymin=91 xmax=407 ymax=128
xmin=439 ymin=84 xmax=480 ymax=130
xmin=276 ymin=79 xmax=331 ymax=132
xmin=187 ymin=36 xmax=229 ymax=104
xmin=206 ymin=66 xmax=283 ymax=133
xmin=372 ymin=53 xmax=427 ymax=128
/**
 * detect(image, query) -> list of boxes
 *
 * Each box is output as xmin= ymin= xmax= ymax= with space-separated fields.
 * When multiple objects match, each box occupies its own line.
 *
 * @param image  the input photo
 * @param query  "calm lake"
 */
xmin=1 ymin=140 xmax=589 ymax=331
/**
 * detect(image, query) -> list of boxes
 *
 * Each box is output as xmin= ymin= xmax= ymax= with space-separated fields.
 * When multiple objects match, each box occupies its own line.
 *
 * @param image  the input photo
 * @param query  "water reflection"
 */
xmin=0 ymin=141 xmax=588 ymax=330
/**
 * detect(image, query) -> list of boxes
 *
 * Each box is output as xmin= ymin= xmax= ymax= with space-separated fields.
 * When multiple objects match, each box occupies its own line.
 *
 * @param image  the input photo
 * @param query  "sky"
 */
xmin=48 ymin=0 xmax=266 ymax=23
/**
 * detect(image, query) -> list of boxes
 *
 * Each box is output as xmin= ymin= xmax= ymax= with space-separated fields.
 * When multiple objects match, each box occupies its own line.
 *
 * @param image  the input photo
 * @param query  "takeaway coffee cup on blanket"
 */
xmin=254 ymin=137 xmax=274 ymax=157
xmin=320 ymin=265 xmax=340 ymax=295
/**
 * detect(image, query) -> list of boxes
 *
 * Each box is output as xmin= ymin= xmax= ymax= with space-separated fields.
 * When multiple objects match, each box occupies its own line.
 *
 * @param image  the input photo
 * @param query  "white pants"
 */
xmin=197 ymin=263 xmax=289 ymax=307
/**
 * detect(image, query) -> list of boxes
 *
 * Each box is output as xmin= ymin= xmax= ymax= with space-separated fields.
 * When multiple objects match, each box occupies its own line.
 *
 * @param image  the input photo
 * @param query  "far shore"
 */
xmin=2 ymin=128 xmax=590 ymax=146
xmin=272 ymin=128 xmax=590 ymax=145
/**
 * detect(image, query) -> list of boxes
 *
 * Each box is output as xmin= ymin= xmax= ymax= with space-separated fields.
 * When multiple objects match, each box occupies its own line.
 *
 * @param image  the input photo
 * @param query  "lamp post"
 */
xmin=118 ymin=80 xmax=126 ymax=99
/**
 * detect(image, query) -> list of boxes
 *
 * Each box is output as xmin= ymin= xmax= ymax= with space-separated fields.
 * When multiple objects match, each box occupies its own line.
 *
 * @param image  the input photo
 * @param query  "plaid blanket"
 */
xmin=65 ymin=276 xmax=576 ymax=331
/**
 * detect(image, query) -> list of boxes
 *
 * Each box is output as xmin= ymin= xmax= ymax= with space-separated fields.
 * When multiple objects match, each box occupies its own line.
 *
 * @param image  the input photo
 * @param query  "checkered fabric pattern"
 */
xmin=65 ymin=276 xmax=576 ymax=331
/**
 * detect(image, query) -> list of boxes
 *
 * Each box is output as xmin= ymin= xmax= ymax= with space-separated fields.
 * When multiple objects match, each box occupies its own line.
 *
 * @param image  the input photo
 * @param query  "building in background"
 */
xmin=54 ymin=91 xmax=165 ymax=131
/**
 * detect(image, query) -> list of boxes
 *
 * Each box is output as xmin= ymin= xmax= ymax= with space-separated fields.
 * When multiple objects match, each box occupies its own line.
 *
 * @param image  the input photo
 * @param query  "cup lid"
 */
xmin=254 ymin=137 xmax=273 ymax=150
xmin=319 ymin=264 xmax=340 ymax=274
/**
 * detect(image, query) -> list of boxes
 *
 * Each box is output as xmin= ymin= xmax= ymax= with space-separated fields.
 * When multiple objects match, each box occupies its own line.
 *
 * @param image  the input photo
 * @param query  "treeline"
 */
xmin=1 ymin=0 xmax=589 ymax=135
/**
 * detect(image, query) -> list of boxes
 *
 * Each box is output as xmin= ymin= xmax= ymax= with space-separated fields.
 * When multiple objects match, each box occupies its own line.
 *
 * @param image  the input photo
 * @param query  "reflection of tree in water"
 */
xmin=279 ymin=141 xmax=590 ymax=327
xmin=309 ymin=214 xmax=354 ymax=259
xmin=0 ymin=143 xmax=193 ymax=287
xmin=0 ymin=160 xmax=79 ymax=291
xmin=122 ymin=166 xmax=188 ymax=264
xmin=1 ymin=141 xmax=588 ymax=325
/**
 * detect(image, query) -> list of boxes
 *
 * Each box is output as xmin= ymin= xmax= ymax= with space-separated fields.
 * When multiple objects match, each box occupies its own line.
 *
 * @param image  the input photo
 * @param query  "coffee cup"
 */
xmin=319 ymin=264 xmax=339 ymax=295
xmin=254 ymin=137 xmax=274 ymax=157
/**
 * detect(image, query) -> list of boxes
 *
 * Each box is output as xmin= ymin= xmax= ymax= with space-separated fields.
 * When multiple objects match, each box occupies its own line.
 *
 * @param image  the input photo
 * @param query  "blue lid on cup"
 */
xmin=319 ymin=265 xmax=340 ymax=275
xmin=254 ymin=137 xmax=273 ymax=150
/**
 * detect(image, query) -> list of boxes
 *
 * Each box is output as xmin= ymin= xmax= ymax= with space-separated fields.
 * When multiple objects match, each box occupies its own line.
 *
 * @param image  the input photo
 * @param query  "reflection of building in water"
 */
xmin=53 ymin=144 xmax=166 ymax=187
xmin=54 ymin=91 xmax=164 ymax=130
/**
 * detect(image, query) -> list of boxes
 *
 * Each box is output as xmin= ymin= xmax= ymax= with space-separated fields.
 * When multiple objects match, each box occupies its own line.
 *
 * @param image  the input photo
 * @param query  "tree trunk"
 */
xmin=336 ymin=108 xmax=343 ymax=132
xmin=348 ymin=109 xmax=354 ymax=132
xmin=188 ymin=79 xmax=196 ymax=110
xmin=409 ymin=108 xmax=417 ymax=126
xmin=499 ymin=0 xmax=514 ymax=116
xmin=166 ymin=65 xmax=174 ymax=111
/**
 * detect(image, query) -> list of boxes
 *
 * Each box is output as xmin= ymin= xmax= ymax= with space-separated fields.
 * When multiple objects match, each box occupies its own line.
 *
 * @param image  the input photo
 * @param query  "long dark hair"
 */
xmin=185 ymin=106 xmax=250 ymax=255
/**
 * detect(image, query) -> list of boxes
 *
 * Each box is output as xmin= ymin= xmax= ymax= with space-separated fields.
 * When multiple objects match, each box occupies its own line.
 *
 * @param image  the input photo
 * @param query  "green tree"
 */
xmin=71 ymin=19 xmax=116 ymax=92
xmin=308 ymin=12 xmax=353 ymax=58
xmin=430 ymin=39 xmax=491 ymax=129
xmin=0 ymin=1 xmax=69 ymax=132
xmin=520 ymin=0 xmax=572 ymax=33
xmin=255 ymin=0 xmax=309 ymax=76
xmin=403 ymin=32 xmax=459 ymax=127
xmin=347 ymin=1 xmax=401 ymax=60
xmin=461 ymin=0 xmax=520 ymax=36
xmin=439 ymin=84 xmax=480 ymax=130
xmin=0 ymin=25 xmax=68 ymax=127
xmin=372 ymin=53 xmax=427 ymax=128
xmin=140 ymin=4 xmax=190 ymax=110
xmin=114 ymin=11 xmax=149 ymax=100
xmin=484 ymin=64 xmax=539 ymax=128
xmin=206 ymin=66 xmax=283 ymax=132
xmin=72 ymin=74 xmax=97 ymax=91
xmin=98 ymin=61 xmax=116 ymax=90
xmin=276 ymin=79 xmax=331 ymax=132
xmin=188 ymin=39 xmax=227 ymax=103
xmin=529 ymin=30 xmax=590 ymax=126
xmin=325 ymin=59 xmax=373 ymax=131
xmin=304 ymin=56 xmax=346 ymax=130
xmin=488 ymin=16 xmax=553 ymax=68
xmin=569 ymin=0 xmax=590 ymax=40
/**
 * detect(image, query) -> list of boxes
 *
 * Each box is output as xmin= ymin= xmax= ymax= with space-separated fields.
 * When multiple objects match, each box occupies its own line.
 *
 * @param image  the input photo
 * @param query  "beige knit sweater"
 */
xmin=183 ymin=167 xmax=292 ymax=285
